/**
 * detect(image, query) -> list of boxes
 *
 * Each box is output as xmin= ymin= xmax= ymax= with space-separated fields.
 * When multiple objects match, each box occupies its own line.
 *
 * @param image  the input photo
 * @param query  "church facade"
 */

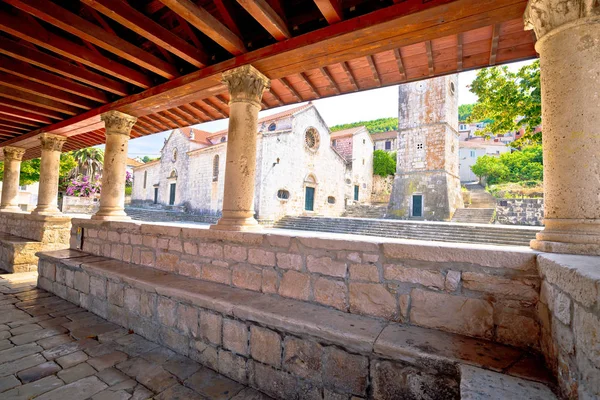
xmin=131 ymin=104 xmax=374 ymax=222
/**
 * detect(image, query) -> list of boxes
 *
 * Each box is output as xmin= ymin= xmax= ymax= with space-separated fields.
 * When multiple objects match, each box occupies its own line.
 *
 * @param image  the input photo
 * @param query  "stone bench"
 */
xmin=37 ymin=249 xmax=558 ymax=400
xmin=0 ymin=232 xmax=44 ymax=273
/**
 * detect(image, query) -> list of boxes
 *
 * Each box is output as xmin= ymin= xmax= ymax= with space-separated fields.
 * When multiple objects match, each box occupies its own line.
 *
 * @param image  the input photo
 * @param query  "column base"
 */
xmin=91 ymin=207 xmax=131 ymax=221
xmin=530 ymin=218 xmax=600 ymax=256
xmin=210 ymin=213 xmax=262 ymax=232
xmin=31 ymin=206 xmax=62 ymax=217
xmin=0 ymin=206 xmax=25 ymax=213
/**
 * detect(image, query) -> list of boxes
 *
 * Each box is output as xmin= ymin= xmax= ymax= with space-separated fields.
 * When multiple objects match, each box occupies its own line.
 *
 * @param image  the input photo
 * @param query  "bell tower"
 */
xmin=388 ymin=74 xmax=463 ymax=220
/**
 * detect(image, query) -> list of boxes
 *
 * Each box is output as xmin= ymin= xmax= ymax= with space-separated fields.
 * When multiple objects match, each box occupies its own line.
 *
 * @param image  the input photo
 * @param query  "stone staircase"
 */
xmin=125 ymin=206 xmax=219 ymax=224
xmin=451 ymin=208 xmax=495 ymax=224
xmin=342 ymin=203 xmax=388 ymax=218
xmin=274 ymin=216 xmax=540 ymax=246
xmin=452 ymin=183 xmax=497 ymax=224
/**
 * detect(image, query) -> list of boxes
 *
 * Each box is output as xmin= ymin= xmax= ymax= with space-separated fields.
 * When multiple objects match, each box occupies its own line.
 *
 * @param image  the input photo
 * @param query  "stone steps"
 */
xmin=125 ymin=207 xmax=219 ymax=224
xmin=451 ymin=208 xmax=495 ymax=224
xmin=342 ymin=204 xmax=388 ymax=219
xmin=274 ymin=216 xmax=539 ymax=246
xmin=38 ymin=249 xmax=558 ymax=400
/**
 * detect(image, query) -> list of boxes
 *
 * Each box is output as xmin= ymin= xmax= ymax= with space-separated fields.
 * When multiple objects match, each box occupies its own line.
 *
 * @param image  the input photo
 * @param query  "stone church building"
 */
xmin=131 ymin=103 xmax=373 ymax=222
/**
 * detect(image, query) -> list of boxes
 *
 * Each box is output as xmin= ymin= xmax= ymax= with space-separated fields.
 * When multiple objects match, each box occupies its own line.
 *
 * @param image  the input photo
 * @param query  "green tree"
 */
xmin=0 ymin=152 xmax=77 ymax=186
xmin=458 ymin=104 xmax=474 ymax=122
xmin=468 ymin=61 xmax=541 ymax=145
xmin=330 ymin=117 xmax=398 ymax=133
xmin=470 ymin=145 xmax=543 ymax=185
xmin=470 ymin=155 xmax=508 ymax=185
xmin=373 ymin=150 xmax=396 ymax=177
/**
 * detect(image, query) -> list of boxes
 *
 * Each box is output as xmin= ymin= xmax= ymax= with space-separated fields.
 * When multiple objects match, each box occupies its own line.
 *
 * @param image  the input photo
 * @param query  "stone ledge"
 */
xmin=0 ymin=232 xmax=44 ymax=273
xmin=37 ymin=249 xmax=554 ymax=388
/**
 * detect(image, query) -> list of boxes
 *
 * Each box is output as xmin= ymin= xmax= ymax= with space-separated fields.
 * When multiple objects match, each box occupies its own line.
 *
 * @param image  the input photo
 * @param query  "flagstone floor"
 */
xmin=0 ymin=272 xmax=271 ymax=400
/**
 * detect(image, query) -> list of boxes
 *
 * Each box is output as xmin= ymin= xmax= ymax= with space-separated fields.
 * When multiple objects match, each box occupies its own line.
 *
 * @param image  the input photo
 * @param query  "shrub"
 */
xmin=373 ymin=150 xmax=396 ymax=177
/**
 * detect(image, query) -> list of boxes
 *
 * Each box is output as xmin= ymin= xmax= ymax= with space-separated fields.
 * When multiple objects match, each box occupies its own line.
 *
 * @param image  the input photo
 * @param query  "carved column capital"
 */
xmin=101 ymin=110 xmax=138 ymax=136
xmin=39 ymin=133 xmax=67 ymax=152
xmin=222 ymin=65 xmax=270 ymax=106
xmin=2 ymin=146 xmax=25 ymax=162
xmin=524 ymin=0 xmax=600 ymax=39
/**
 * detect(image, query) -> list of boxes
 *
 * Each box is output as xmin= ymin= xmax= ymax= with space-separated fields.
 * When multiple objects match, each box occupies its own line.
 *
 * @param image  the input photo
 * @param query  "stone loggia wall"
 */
xmin=537 ymin=253 xmax=600 ymax=399
xmin=70 ymin=219 xmax=541 ymax=350
xmin=371 ymin=175 xmax=393 ymax=203
xmin=496 ymin=198 xmax=544 ymax=226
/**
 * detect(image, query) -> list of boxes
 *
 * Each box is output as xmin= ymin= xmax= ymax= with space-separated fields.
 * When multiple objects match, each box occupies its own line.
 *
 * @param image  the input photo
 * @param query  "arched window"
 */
xmin=277 ymin=189 xmax=290 ymax=200
xmin=212 ymin=155 xmax=219 ymax=182
xmin=143 ymin=171 xmax=147 ymax=189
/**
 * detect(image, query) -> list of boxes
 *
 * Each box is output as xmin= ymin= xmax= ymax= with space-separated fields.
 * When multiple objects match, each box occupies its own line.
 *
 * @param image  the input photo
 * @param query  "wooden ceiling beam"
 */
xmin=0 ymin=113 xmax=39 ymax=127
xmin=176 ymin=105 xmax=202 ymax=124
xmin=158 ymin=111 xmax=182 ymax=127
xmin=138 ymin=116 xmax=166 ymax=132
xmin=0 ymin=121 xmax=30 ymax=131
xmin=0 ymin=12 xmax=151 ymax=90
xmin=135 ymin=118 xmax=160 ymax=134
xmin=392 ymin=48 xmax=407 ymax=80
xmin=0 ymin=105 xmax=52 ymax=125
xmin=366 ymin=55 xmax=381 ymax=87
xmin=457 ymin=33 xmax=464 ymax=72
xmin=278 ymin=77 xmax=303 ymax=101
xmin=0 ymin=98 xmax=64 ymax=121
xmin=314 ymin=0 xmax=343 ymax=24
xmin=159 ymin=0 xmax=246 ymax=55
xmin=148 ymin=113 xmax=177 ymax=129
xmin=169 ymin=107 xmax=196 ymax=125
xmin=81 ymin=0 xmax=209 ymax=68
xmin=203 ymin=99 xmax=228 ymax=118
xmin=268 ymin=88 xmax=284 ymax=106
xmin=0 ymin=128 xmax=18 ymax=137
xmin=0 ymin=72 xmax=97 ymax=110
xmin=0 ymin=86 xmax=79 ymax=115
xmin=489 ymin=23 xmax=501 ymax=66
xmin=235 ymin=0 xmax=290 ymax=41
xmin=179 ymin=104 xmax=209 ymax=122
xmin=5 ymin=0 xmax=180 ymax=79
xmin=298 ymin=72 xmax=320 ymax=98
xmin=188 ymin=103 xmax=215 ymax=121
xmin=425 ymin=40 xmax=434 ymax=76
xmin=319 ymin=66 xmax=340 ymax=94
xmin=214 ymin=95 xmax=230 ymax=109
xmin=176 ymin=16 xmax=205 ymax=50
xmin=145 ymin=0 xmax=166 ymax=14
xmin=0 ymin=56 xmax=109 ymax=104
xmin=213 ymin=0 xmax=243 ymax=38
xmin=340 ymin=62 xmax=358 ymax=91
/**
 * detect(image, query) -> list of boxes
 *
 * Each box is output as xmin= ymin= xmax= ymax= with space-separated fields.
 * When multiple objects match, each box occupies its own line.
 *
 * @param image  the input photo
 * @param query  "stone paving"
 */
xmin=0 ymin=272 xmax=272 ymax=400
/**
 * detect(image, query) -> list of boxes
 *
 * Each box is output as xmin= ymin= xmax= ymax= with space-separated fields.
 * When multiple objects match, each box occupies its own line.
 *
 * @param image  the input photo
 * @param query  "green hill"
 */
xmin=330 ymin=117 xmax=398 ymax=134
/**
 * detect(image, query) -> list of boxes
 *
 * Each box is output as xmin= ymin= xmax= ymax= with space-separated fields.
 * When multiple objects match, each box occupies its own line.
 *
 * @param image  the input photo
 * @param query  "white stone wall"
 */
xmin=132 ymin=162 xmax=161 ymax=203
xmin=187 ymin=144 xmax=227 ymax=214
xmin=255 ymin=107 xmax=347 ymax=221
xmin=348 ymin=128 xmax=374 ymax=203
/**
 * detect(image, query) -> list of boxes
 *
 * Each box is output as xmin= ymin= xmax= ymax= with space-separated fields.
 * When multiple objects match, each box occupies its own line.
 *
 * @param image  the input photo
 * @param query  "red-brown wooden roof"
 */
xmin=0 ymin=0 xmax=537 ymax=160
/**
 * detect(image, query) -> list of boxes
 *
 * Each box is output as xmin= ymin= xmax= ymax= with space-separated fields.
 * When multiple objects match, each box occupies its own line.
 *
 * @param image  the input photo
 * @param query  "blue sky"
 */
xmin=126 ymin=60 xmax=535 ymax=158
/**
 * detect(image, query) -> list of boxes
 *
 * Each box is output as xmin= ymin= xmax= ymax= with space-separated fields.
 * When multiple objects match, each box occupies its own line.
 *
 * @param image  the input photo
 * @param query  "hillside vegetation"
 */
xmin=330 ymin=117 xmax=397 ymax=133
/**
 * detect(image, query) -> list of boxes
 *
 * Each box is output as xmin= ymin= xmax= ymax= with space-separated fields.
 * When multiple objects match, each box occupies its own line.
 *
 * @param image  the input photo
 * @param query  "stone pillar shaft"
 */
xmin=32 ymin=134 xmax=67 ymax=215
xmin=211 ymin=65 xmax=270 ymax=231
xmin=0 ymin=146 xmax=26 ymax=212
xmin=92 ymin=111 xmax=137 ymax=221
xmin=525 ymin=0 xmax=600 ymax=255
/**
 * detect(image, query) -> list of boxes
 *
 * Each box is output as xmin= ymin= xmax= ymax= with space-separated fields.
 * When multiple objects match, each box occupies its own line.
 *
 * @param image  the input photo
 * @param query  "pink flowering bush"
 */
xmin=66 ymin=175 xmax=101 ymax=197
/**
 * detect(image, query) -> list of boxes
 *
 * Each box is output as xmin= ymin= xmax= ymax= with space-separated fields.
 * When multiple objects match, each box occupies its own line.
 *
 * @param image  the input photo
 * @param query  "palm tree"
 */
xmin=69 ymin=148 xmax=104 ymax=181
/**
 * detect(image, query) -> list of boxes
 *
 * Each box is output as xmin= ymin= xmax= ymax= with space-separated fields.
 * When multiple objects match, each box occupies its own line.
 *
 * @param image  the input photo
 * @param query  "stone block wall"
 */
xmin=0 ymin=211 xmax=72 ymax=245
xmin=496 ymin=198 xmax=544 ymax=226
xmin=37 ymin=255 xmax=461 ymax=400
xmin=70 ymin=219 xmax=541 ymax=350
xmin=537 ymin=253 xmax=600 ymax=399
xmin=0 ymin=235 xmax=42 ymax=273
xmin=371 ymin=175 xmax=393 ymax=204
xmin=62 ymin=196 xmax=100 ymax=215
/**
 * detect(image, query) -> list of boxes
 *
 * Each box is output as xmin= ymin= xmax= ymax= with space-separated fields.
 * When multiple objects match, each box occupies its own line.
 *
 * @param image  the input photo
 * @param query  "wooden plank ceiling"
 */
xmin=0 ymin=0 xmax=537 ymax=160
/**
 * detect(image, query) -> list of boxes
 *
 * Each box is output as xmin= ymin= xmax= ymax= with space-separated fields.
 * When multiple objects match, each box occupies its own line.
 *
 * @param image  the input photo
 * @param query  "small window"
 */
xmin=327 ymin=196 xmax=336 ymax=204
xmin=362 ymin=159 xmax=365 ymax=165
xmin=345 ymin=178 xmax=351 ymax=185
xmin=385 ymin=141 xmax=391 ymax=150
xmin=172 ymin=148 xmax=177 ymax=162
xmin=220 ymin=136 xmax=226 ymax=143
xmin=143 ymin=171 xmax=147 ymax=189
xmin=470 ymin=150 xmax=476 ymax=158
xmin=277 ymin=189 xmax=290 ymax=200
xmin=212 ymin=155 xmax=219 ymax=182
xmin=332 ymin=139 xmax=336 ymax=146
xmin=416 ymin=143 xmax=423 ymax=150
xmin=450 ymin=81 xmax=456 ymax=95
xmin=19 ymin=185 xmax=27 ymax=191
xmin=363 ymin=139 xmax=365 ymax=144
xmin=268 ymin=123 xmax=276 ymax=131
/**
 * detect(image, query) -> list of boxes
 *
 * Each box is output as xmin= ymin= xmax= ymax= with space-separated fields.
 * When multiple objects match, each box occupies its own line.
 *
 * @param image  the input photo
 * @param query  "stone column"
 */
xmin=32 ymin=134 xmax=67 ymax=216
xmin=92 ymin=110 xmax=137 ymax=221
xmin=211 ymin=65 xmax=270 ymax=231
xmin=0 ymin=146 xmax=26 ymax=212
xmin=525 ymin=0 xmax=600 ymax=255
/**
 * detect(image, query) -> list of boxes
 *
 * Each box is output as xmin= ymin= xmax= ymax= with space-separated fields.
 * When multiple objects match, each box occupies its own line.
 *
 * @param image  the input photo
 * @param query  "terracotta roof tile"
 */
xmin=330 ymin=126 xmax=365 ymax=138
xmin=371 ymin=131 xmax=398 ymax=141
